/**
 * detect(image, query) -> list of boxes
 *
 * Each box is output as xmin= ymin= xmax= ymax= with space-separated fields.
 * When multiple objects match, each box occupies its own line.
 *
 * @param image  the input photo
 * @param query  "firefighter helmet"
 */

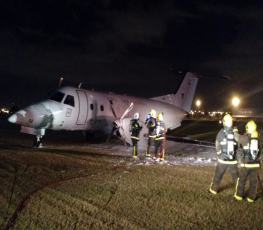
xmin=134 ymin=112 xmax=139 ymax=120
xmin=157 ymin=113 xmax=163 ymax=121
xmin=150 ymin=109 xmax=157 ymax=118
xmin=246 ymin=120 xmax=257 ymax=134
xmin=222 ymin=114 xmax=233 ymax=127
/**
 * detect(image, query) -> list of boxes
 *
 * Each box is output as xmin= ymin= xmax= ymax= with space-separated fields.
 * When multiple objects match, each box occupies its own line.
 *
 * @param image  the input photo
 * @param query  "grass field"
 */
xmin=1 ymin=117 xmax=263 ymax=230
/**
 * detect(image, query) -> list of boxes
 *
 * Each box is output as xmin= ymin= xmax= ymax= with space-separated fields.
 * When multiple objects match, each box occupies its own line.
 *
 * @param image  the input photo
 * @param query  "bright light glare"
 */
xmin=196 ymin=100 xmax=201 ymax=106
xmin=232 ymin=97 xmax=240 ymax=107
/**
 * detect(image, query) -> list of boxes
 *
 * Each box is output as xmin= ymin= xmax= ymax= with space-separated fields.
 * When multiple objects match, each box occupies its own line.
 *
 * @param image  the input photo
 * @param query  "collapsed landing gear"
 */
xmin=33 ymin=135 xmax=42 ymax=148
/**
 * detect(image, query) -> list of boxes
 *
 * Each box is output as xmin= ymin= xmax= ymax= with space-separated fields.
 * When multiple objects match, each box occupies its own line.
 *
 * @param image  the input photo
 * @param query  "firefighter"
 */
xmin=154 ymin=113 xmax=166 ymax=162
xmin=129 ymin=112 xmax=142 ymax=159
xmin=209 ymin=114 xmax=238 ymax=195
xmin=234 ymin=120 xmax=261 ymax=202
xmin=145 ymin=109 xmax=157 ymax=159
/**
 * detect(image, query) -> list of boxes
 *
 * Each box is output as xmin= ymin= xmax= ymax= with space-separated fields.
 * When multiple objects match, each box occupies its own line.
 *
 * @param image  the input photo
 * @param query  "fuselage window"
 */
xmin=49 ymin=91 xmax=65 ymax=103
xmin=64 ymin=95 xmax=75 ymax=107
xmin=100 ymin=105 xmax=104 ymax=111
xmin=90 ymin=104 xmax=93 ymax=110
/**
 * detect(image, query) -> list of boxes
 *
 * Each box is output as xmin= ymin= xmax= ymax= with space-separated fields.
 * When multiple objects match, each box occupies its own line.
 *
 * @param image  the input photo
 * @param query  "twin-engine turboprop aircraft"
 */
xmin=8 ymin=72 xmax=198 ymax=147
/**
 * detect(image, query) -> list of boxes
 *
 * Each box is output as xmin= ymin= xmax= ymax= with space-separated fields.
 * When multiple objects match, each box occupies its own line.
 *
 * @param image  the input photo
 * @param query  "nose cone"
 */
xmin=7 ymin=103 xmax=53 ymax=128
xmin=8 ymin=114 xmax=17 ymax=123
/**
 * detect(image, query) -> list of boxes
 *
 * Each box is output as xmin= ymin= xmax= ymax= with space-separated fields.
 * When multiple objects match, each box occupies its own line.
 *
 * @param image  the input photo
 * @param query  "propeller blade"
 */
xmin=120 ymin=102 xmax=133 ymax=121
xmin=109 ymin=100 xmax=117 ymax=118
xmin=106 ymin=124 xmax=117 ymax=143
xmin=119 ymin=127 xmax=127 ymax=146
xmin=107 ymin=102 xmax=133 ymax=145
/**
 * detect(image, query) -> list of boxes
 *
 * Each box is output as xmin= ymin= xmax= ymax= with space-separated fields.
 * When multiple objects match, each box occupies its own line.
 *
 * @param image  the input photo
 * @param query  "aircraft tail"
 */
xmin=151 ymin=72 xmax=198 ymax=112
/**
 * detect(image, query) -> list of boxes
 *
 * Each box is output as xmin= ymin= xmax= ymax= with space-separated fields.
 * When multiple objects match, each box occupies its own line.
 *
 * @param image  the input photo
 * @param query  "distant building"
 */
xmin=232 ymin=108 xmax=263 ymax=122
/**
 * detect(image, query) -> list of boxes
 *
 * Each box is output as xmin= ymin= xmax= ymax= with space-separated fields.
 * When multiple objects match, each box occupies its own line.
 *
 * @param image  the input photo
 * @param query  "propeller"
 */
xmin=106 ymin=102 xmax=134 ymax=145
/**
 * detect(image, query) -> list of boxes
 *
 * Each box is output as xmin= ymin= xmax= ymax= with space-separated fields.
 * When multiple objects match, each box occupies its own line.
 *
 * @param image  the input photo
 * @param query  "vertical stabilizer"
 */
xmin=150 ymin=72 xmax=198 ymax=112
xmin=171 ymin=72 xmax=198 ymax=112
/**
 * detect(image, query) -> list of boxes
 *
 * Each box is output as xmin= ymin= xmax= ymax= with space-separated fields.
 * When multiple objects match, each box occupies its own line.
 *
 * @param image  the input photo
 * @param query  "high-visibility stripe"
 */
xmin=247 ymin=197 xmax=254 ymax=203
xmin=234 ymin=194 xmax=243 ymax=200
xmin=243 ymin=146 xmax=249 ymax=150
xmin=146 ymin=146 xmax=150 ymax=156
xmin=160 ymin=149 xmax=165 ymax=160
xmin=218 ymin=159 xmax=237 ymax=164
xmin=149 ymin=135 xmax=156 ymax=138
xmin=240 ymin=163 xmax=260 ymax=168
xmin=155 ymin=137 xmax=164 ymax=140
xmin=209 ymin=182 xmax=217 ymax=195
xmin=220 ymin=141 xmax=236 ymax=145
xmin=131 ymin=136 xmax=139 ymax=140
xmin=234 ymin=178 xmax=243 ymax=200
xmin=217 ymin=151 xmax=221 ymax=155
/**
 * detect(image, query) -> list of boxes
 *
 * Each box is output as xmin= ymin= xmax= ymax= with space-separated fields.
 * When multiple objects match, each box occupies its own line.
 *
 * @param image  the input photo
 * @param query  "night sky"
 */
xmin=1 ymin=0 xmax=263 ymax=111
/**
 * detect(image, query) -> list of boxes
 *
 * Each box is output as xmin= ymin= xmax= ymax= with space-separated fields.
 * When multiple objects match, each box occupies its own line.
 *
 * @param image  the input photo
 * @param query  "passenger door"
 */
xmin=76 ymin=90 xmax=88 ymax=125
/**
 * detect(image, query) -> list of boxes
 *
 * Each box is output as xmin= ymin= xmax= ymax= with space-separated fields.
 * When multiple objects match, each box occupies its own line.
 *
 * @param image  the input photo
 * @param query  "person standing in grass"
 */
xmin=129 ymin=112 xmax=142 ymax=159
xmin=145 ymin=109 xmax=157 ymax=159
xmin=209 ymin=114 xmax=239 ymax=194
xmin=233 ymin=120 xmax=261 ymax=202
xmin=154 ymin=112 xmax=166 ymax=162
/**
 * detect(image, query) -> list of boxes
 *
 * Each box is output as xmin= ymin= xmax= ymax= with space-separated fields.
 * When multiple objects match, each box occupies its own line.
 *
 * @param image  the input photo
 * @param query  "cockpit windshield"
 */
xmin=64 ymin=95 xmax=75 ymax=107
xmin=48 ymin=91 xmax=65 ymax=103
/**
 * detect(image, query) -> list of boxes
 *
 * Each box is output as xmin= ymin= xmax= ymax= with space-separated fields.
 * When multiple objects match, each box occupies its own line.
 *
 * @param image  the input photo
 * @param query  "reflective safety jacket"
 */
xmin=234 ymin=132 xmax=261 ymax=168
xmin=129 ymin=119 xmax=142 ymax=140
xmin=145 ymin=117 xmax=156 ymax=138
xmin=215 ymin=127 xmax=238 ymax=164
xmin=155 ymin=120 xmax=166 ymax=140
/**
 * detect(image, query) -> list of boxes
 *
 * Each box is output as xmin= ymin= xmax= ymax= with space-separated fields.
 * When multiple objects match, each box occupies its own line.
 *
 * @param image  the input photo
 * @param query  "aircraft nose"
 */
xmin=8 ymin=103 xmax=53 ymax=128
xmin=8 ymin=114 xmax=17 ymax=123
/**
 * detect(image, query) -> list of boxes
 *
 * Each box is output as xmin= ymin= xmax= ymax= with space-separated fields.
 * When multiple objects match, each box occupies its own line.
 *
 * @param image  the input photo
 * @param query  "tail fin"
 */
xmin=151 ymin=72 xmax=198 ymax=112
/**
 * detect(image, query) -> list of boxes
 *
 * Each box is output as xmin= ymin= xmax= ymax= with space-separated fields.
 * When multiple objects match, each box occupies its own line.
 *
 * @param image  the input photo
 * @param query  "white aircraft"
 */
xmin=8 ymin=72 xmax=198 ymax=147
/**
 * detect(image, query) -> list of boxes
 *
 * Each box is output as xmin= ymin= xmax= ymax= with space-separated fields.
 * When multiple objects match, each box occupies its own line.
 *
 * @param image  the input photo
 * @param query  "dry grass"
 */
xmin=5 ymin=163 xmax=263 ymax=230
xmin=1 ymin=118 xmax=263 ymax=230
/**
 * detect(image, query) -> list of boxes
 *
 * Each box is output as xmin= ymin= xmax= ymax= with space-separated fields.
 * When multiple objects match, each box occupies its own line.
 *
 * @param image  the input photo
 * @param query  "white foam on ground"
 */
xmin=43 ymin=139 xmax=217 ymax=166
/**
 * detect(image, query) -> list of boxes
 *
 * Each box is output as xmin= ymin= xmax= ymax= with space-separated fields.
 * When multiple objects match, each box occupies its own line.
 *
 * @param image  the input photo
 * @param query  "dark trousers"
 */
xmin=146 ymin=137 xmax=155 ymax=156
xmin=131 ymin=138 xmax=138 ymax=157
xmin=235 ymin=167 xmax=258 ymax=200
xmin=154 ymin=139 xmax=165 ymax=159
xmin=211 ymin=162 xmax=238 ymax=193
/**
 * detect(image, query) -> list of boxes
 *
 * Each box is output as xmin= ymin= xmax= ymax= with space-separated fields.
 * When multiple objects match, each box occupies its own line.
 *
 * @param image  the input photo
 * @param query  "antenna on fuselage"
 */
xmin=59 ymin=77 xmax=63 ymax=87
xmin=78 ymin=83 xmax=82 ymax=88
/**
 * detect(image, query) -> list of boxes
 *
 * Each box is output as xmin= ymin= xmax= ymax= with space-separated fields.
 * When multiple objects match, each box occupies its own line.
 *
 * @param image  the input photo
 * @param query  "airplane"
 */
xmin=8 ymin=72 xmax=198 ymax=147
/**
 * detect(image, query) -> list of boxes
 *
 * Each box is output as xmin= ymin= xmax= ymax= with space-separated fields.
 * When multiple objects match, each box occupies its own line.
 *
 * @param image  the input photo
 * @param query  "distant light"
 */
xmin=196 ymin=100 xmax=201 ymax=107
xmin=1 ymin=108 xmax=9 ymax=113
xmin=232 ymin=97 xmax=240 ymax=107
